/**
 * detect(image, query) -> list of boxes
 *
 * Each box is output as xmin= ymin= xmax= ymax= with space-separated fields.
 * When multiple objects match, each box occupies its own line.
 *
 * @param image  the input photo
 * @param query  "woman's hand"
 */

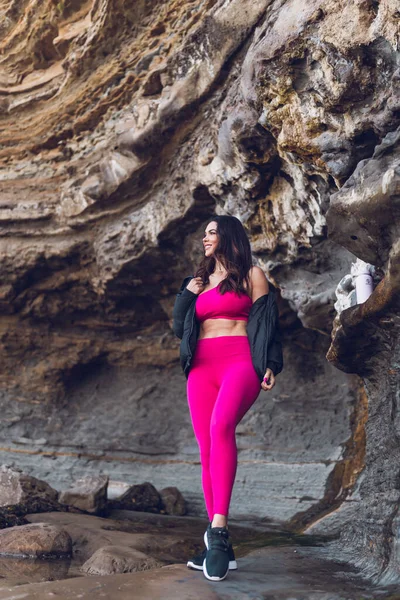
xmin=261 ymin=368 xmax=275 ymax=391
xmin=186 ymin=277 xmax=205 ymax=295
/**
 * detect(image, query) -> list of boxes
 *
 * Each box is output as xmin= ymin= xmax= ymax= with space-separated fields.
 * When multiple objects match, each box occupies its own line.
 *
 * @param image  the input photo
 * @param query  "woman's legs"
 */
xmin=210 ymin=360 xmax=261 ymax=521
xmin=187 ymin=367 xmax=219 ymax=520
xmin=187 ymin=336 xmax=261 ymax=524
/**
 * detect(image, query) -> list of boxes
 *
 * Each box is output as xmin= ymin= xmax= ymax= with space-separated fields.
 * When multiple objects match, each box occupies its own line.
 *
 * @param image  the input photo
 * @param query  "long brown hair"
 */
xmin=195 ymin=215 xmax=253 ymax=296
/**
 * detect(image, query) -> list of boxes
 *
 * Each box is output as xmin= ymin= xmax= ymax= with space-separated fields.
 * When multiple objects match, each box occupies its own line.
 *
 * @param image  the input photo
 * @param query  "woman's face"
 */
xmin=203 ymin=221 xmax=219 ymax=257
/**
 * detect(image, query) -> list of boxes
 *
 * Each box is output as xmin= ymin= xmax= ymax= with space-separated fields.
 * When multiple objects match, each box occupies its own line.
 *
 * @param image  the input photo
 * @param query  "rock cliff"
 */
xmin=0 ymin=0 xmax=399 ymax=583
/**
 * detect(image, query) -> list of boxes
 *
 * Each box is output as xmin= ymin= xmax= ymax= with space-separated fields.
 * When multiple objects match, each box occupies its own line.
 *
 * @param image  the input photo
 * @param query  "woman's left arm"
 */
xmin=249 ymin=265 xmax=269 ymax=303
xmin=249 ymin=266 xmax=281 ymax=391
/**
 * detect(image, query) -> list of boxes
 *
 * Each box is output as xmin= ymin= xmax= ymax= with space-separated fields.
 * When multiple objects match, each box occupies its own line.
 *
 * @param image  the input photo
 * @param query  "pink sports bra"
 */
xmin=195 ymin=282 xmax=253 ymax=323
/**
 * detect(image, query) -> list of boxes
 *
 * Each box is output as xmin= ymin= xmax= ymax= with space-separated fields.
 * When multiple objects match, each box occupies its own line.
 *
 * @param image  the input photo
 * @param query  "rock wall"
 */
xmin=307 ymin=129 xmax=400 ymax=585
xmin=0 ymin=0 xmax=399 ymax=583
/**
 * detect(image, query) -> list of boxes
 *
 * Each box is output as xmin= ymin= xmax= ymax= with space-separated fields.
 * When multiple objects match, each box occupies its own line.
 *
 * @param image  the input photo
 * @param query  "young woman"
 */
xmin=172 ymin=215 xmax=283 ymax=582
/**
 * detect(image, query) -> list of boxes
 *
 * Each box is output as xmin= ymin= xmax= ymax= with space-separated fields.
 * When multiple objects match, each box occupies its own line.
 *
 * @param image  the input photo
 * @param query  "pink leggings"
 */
xmin=187 ymin=335 xmax=261 ymax=519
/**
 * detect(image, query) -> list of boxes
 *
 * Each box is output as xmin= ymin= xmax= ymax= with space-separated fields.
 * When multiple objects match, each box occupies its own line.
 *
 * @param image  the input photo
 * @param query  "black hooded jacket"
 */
xmin=172 ymin=276 xmax=283 ymax=381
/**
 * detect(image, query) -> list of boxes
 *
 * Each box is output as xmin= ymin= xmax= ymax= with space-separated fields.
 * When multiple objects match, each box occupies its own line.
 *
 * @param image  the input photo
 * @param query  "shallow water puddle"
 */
xmin=0 ymin=556 xmax=83 ymax=589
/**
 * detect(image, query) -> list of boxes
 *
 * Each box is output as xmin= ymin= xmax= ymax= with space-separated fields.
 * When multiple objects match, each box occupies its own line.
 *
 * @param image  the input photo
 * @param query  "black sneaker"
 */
xmin=228 ymin=543 xmax=238 ymax=570
xmin=187 ymin=545 xmax=237 ymax=570
xmin=187 ymin=547 xmax=206 ymax=570
xmin=203 ymin=525 xmax=231 ymax=581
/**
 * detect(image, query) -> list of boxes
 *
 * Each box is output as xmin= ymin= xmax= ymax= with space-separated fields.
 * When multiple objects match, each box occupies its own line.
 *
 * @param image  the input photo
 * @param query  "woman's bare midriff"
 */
xmin=198 ymin=318 xmax=248 ymax=340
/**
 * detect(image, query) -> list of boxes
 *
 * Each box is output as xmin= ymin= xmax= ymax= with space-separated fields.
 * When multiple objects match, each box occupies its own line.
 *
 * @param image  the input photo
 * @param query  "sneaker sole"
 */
xmin=187 ymin=559 xmax=237 ymax=571
xmin=186 ymin=561 xmax=203 ymax=571
xmin=203 ymin=561 xmax=229 ymax=581
xmin=203 ymin=529 xmax=232 ymax=581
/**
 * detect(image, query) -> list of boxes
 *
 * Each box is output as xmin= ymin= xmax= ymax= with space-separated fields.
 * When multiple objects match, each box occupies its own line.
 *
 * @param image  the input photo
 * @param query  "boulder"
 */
xmin=160 ymin=487 xmax=186 ymax=516
xmin=0 ymin=465 xmax=59 ymax=515
xmin=80 ymin=545 xmax=161 ymax=575
xmin=110 ymin=482 xmax=162 ymax=513
xmin=59 ymin=475 xmax=109 ymax=514
xmin=0 ymin=522 xmax=72 ymax=558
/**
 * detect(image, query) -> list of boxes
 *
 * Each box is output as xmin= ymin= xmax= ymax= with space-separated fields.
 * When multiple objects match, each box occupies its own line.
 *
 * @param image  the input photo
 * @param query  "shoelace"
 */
xmin=208 ymin=529 xmax=230 ymax=552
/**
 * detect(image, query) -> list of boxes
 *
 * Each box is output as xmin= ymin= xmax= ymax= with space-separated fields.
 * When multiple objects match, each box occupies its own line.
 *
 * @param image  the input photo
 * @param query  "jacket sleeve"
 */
xmin=266 ymin=297 xmax=283 ymax=376
xmin=172 ymin=277 xmax=197 ymax=339
xmin=266 ymin=319 xmax=283 ymax=376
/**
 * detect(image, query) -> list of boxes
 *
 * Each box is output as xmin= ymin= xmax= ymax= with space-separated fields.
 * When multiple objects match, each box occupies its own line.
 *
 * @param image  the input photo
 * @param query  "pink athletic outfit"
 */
xmin=187 ymin=283 xmax=261 ymax=519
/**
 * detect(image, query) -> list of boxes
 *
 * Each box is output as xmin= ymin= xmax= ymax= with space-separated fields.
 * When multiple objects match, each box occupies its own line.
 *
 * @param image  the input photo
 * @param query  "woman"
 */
xmin=172 ymin=215 xmax=283 ymax=582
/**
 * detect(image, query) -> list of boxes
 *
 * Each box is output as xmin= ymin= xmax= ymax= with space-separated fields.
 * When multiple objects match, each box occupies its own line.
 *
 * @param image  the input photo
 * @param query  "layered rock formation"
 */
xmin=308 ymin=128 xmax=400 ymax=584
xmin=0 ymin=0 xmax=399 ymax=584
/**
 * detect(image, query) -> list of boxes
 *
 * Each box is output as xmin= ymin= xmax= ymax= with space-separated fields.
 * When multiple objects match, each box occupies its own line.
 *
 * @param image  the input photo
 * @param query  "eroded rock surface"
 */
xmin=5 ymin=0 xmax=397 ymax=402
xmin=308 ymin=130 xmax=400 ymax=584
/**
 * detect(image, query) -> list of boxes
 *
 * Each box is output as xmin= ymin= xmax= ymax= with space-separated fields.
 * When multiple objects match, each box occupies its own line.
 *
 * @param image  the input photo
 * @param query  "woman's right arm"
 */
xmin=172 ymin=277 xmax=204 ymax=339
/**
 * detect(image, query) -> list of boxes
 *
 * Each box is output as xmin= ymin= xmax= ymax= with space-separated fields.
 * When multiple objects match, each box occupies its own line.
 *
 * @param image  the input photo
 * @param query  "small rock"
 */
xmin=160 ymin=486 xmax=186 ymax=516
xmin=0 ymin=465 xmax=58 ymax=511
xmin=110 ymin=482 xmax=162 ymax=513
xmin=59 ymin=475 xmax=109 ymax=514
xmin=80 ymin=545 xmax=161 ymax=575
xmin=107 ymin=480 xmax=131 ymax=500
xmin=0 ymin=523 xmax=72 ymax=558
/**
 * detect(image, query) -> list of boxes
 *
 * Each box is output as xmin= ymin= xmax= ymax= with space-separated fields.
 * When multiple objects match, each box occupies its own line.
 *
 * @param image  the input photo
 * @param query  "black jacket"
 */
xmin=172 ymin=276 xmax=283 ymax=381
